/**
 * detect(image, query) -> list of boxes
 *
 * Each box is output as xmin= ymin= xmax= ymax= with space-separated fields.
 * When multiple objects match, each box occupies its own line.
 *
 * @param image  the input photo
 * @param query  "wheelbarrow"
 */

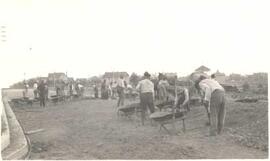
xmin=150 ymin=109 xmax=187 ymax=135
xmin=155 ymin=100 xmax=174 ymax=111
xmin=117 ymin=103 xmax=141 ymax=119
xmin=50 ymin=95 xmax=65 ymax=105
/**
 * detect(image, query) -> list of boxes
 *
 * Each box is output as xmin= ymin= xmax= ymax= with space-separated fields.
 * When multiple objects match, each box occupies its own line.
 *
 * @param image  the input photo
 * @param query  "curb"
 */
xmin=1 ymin=100 xmax=10 ymax=151
xmin=1 ymin=91 xmax=29 ymax=160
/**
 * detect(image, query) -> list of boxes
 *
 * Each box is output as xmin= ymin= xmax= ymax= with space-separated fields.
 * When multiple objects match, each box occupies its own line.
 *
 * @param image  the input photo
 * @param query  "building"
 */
xmin=103 ymin=72 xmax=129 ymax=84
xmin=195 ymin=65 xmax=210 ymax=74
xmin=213 ymin=70 xmax=226 ymax=84
xmin=246 ymin=73 xmax=267 ymax=85
xmin=164 ymin=72 xmax=177 ymax=78
xmin=48 ymin=72 xmax=68 ymax=84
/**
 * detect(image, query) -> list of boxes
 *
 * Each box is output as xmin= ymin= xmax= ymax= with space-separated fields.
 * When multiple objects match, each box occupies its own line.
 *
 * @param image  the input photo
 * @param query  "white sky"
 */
xmin=0 ymin=0 xmax=270 ymax=88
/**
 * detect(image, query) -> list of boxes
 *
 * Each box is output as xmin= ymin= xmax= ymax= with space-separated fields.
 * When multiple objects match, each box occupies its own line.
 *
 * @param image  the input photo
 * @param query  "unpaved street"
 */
xmin=12 ymin=98 xmax=267 ymax=159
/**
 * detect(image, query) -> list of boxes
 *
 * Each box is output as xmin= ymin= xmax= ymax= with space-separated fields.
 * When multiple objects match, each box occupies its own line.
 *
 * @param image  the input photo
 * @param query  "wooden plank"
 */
xmin=25 ymin=129 xmax=45 ymax=135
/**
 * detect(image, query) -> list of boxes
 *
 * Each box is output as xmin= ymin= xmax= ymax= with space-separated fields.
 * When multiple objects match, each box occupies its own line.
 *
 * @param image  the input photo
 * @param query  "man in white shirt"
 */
xmin=158 ymin=76 xmax=170 ymax=102
xmin=195 ymin=75 xmax=226 ymax=136
xmin=117 ymin=76 xmax=125 ymax=107
xmin=33 ymin=81 xmax=38 ymax=99
xmin=136 ymin=72 xmax=155 ymax=125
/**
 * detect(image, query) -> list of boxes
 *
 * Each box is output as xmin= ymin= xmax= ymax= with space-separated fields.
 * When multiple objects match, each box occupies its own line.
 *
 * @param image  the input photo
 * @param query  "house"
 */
xmin=213 ymin=70 xmax=226 ymax=84
xmin=164 ymin=72 xmax=177 ymax=78
xmin=103 ymin=72 xmax=129 ymax=84
xmin=246 ymin=73 xmax=267 ymax=85
xmin=195 ymin=65 xmax=210 ymax=73
xmin=48 ymin=72 xmax=68 ymax=84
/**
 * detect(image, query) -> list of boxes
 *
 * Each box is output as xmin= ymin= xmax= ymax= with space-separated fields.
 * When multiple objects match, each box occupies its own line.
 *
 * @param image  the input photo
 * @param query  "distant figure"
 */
xmin=211 ymin=74 xmax=216 ymax=79
xmin=69 ymin=82 xmax=74 ymax=96
xmin=153 ymin=79 xmax=159 ymax=100
xmin=33 ymin=81 xmax=38 ymax=99
xmin=94 ymin=84 xmax=99 ymax=98
xmin=24 ymin=82 xmax=29 ymax=92
xmin=117 ymin=76 xmax=125 ymax=106
xmin=158 ymin=75 xmax=170 ymax=102
xmin=126 ymin=84 xmax=133 ymax=99
xmin=111 ymin=81 xmax=117 ymax=99
xmin=155 ymin=73 xmax=163 ymax=100
xmin=124 ymin=80 xmax=127 ymax=88
xmin=194 ymin=74 xmax=226 ymax=136
xmin=101 ymin=80 xmax=109 ymax=99
xmin=56 ymin=86 xmax=61 ymax=96
xmin=108 ymin=82 xmax=113 ymax=99
xmin=23 ymin=82 xmax=29 ymax=98
xmin=45 ymin=83 xmax=49 ymax=101
xmin=136 ymin=72 xmax=155 ymax=125
xmin=38 ymin=80 xmax=46 ymax=107
xmin=75 ymin=82 xmax=80 ymax=96
xmin=78 ymin=83 xmax=84 ymax=97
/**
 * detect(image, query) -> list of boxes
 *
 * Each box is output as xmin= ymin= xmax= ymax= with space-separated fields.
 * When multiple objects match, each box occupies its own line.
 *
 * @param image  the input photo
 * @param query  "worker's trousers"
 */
xmin=117 ymin=89 xmax=125 ymax=107
xmin=140 ymin=92 xmax=155 ymax=125
xmin=39 ymin=94 xmax=46 ymax=107
xmin=210 ymin=89 xmax=226 ymax=135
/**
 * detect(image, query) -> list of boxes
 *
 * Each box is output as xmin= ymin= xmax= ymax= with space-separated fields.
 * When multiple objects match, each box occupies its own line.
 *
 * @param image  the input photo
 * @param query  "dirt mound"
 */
xmin=226 ymin=101 xmax=268 ymax=152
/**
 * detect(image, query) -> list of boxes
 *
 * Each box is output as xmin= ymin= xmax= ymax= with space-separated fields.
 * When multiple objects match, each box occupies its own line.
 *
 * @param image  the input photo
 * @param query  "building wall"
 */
xmin=104 ymin=76 xmax=129 ymax=85
xmin=215 ymin=75 xmax=226 ymax=84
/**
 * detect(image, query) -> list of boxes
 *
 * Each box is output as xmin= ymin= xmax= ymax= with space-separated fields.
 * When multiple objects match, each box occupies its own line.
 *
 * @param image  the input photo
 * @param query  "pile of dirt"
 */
xmin=226 ymin=101 xmax=268 ymax=152
xmin=230 ymin=92 xmax=268 ymax=101
xmin=235 ymin=98 xmax=258 ymax=103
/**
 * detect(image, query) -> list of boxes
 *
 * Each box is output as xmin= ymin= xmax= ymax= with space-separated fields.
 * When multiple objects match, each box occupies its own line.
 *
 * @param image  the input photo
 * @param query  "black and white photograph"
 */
xmin=0 ymin=0 xmax=269 ymax=159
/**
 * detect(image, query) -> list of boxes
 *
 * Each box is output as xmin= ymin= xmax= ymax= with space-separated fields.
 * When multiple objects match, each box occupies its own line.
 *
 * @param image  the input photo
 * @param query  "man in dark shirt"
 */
xmin=38 ymin=80 xmax=46 ymax=107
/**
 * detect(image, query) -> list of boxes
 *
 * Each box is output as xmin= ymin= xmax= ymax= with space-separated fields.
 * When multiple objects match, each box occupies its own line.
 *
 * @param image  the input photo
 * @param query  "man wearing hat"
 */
xmin=191 ymin=72 xmax=226 ymax=136
xmin=136 ymin=72 xmax=155 ymax=125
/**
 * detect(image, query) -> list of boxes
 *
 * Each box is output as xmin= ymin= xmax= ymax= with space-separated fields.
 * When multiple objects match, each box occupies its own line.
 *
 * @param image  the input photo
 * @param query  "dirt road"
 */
xmin=12 ymin=98 xmax=268 ymax=159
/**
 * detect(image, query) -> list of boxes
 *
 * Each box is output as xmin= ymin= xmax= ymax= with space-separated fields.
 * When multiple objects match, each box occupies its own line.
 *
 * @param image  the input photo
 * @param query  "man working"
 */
xmin=175 ymin=86 xmax=190 ymax=112
xmin=38 ymin=80 xmax=46 ymax=107
xmin=136 ymin=72 xmax=155 ymax=125
xmin=33 ymin=81 xmax=38 ymax=99
xmin=117 ymin=76 xmax=125 ymax=107
xmin=193 ymin=74 xmax=226 ymax=136
xmin=158 ymin=75 xmax=170 ymax=102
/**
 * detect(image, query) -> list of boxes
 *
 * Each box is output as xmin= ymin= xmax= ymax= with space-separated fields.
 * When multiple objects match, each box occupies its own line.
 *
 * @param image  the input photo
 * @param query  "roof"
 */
xmin=103 ymin=72 xmax=129 ymax=78
xmin=164 ymin=73 xmax=177 ymax=78
xmin=48 ymin=73 xmax=67 ymax=79
xmin=214 ymin=70 xmax=225 ymax=76
xmin=195 ymin=65 xmax=210 ymax=72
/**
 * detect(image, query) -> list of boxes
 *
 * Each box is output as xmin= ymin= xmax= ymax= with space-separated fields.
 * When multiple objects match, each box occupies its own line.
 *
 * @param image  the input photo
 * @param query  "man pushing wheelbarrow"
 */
xmin=150 ymin=76 xmax=190 ymax=134
xmin=136 ymin=72 xmax=156 ymax=125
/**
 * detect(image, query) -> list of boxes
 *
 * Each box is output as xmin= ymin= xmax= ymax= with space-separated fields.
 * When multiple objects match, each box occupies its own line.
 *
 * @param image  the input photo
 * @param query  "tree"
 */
xmin=89 ymin=76 xmax=102 ymax=85
xmin=129 ymin=73 xmax=140 ymax=87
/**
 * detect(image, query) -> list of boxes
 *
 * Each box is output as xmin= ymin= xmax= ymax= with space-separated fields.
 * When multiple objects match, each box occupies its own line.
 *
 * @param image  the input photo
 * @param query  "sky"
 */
xmin=0 ymin=0 xmax=269 ymax=88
